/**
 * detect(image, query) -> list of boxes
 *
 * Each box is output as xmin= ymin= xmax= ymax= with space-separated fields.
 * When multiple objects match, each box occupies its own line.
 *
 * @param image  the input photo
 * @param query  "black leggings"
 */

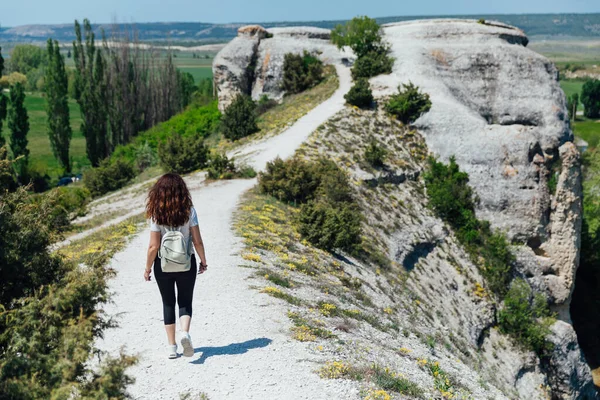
xmin=154 ymin=255 xmax=197 ymax=325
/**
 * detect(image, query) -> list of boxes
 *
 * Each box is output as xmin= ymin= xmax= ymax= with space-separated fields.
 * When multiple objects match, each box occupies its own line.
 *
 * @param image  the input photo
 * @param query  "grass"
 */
xmin=573 ymin=117 xmax=600 ymax=148
xmin=57 ymin=213 xmax=145 ymax=266
xmin=11 ymin=92 xmax=88 ymax=179
xmin=318 ymin=362 xmax=424 ymax=398
xmin=208 ymin=65 xmax=339 ymax=152
xmin=560 ymin=79 xmax=585 ymax=110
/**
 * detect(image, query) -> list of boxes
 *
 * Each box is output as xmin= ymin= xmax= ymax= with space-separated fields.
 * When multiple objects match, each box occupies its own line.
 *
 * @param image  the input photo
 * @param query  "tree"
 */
xmin=581 ymin=79 xmax=600 ymax=119
xmin=7 ymin=82 xmax=29 ymax=179
xmin=0 ymin=47 xmax=7 ymax=148
xmin=73 ymin=19 xmax=109 ymax=166
xmin=46 ymin=39 xmax=72 ymax=173
xmin=567 ymin=93 xmax=579 ymax=121
xmin=331 ymin=16 xmax=387 ymax=58
xmin=220 ymin=94 xmax=259 ymax=141
xmin=7 ymin=44 xmax=45 ymax=75
xmin=345 ymin=78 xmax=374 ymax=108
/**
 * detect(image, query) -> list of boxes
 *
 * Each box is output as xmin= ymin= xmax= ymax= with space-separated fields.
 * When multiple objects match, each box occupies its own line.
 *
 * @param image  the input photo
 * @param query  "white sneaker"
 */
xmin=180 ymin=332 xmax=194 ymax=357
xmin=167 ymin=344 xmax=178 ymax=359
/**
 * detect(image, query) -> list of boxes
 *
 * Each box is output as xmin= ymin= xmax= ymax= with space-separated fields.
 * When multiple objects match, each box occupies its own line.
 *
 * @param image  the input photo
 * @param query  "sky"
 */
xmin=3 ymin=0 xmax=600 ymax=27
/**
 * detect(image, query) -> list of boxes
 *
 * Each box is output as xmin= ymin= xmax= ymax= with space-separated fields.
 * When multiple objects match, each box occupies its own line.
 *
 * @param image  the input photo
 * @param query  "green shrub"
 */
xmin=298 ymin=200 xmax=362 ymax=252
xmin=206 ymin=153 xmax=257 ymax=180
xmin=364 ymin=139 xmax=387 ymax=168
xmin=282 ymin=51 xmax=324 ymax=94
xmin=351 ymin=51 xmax=393 ymax=79
xmin=220 ymin=94 xmax=259 ymax=141
xmin=424 ymin=156 xmax=513 ymax=296
xmin=83 ymin=158 xmax=136 ymax=197
xmin=207 ymin=153 xmax=236 ymax=179
xmin=0 ymin=188 xmax=67 ymax=306
xmin=345 ymin=78 xmax=374 ymax=108
xmin=256 ymin=94 xmax=278 ymax=115
xmin=134 ymin=141 xmax=158 ymax=173
xmin=385 ymin=82 xmax=432 ymax=124
xmin=581 ymin=79 xmax=600 ymax=119
xmin=258 ymin=157 xmax=321 ymax=204
xmin=477 ymin=18 xmax=486 ymax=24
xmin=498 ymin=279 xmax=555 ymax=356
xmin=158 ymin=132 xmax=209 ymax=174
xmin=0 ymin=146 xmax=17 ymax=192
xmin=0 ymin=203 xmax=136 ymax=398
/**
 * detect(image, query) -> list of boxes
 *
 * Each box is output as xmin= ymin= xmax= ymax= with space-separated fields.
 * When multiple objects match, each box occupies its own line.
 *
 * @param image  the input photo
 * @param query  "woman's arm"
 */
xmin=190 ymin=225 xmax=208 ymax=273
xmin=144 ymin=231 xmax=161 ymax=281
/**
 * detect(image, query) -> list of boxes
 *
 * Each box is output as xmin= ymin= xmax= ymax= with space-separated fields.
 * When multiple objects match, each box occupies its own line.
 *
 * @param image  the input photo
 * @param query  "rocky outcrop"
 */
xmin=368 ymin=19 xmax=592 ymax=398
xmin=213 ymin=25 xmax=351 ymax=111
xmin=214 ymin=18 xmax=596 ymax=398
xmin=372 ymin=20 xmax=580 ymax=310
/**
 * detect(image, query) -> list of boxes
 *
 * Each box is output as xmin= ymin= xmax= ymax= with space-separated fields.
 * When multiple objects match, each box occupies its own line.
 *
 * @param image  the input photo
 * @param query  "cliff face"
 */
xmin=215 ymin=20 xmax=596 ymax=399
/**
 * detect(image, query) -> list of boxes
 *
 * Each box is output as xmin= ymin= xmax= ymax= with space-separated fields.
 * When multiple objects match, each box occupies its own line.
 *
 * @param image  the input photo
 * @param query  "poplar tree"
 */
xmin=73 ymin=19 xmax=108 ymax=166
xmin=0 ymin=47 xmax=7 ymax=148
xmin=46 ymin=39 xmax=72 ymax=172
xmin=7 ymin=82 xmax=29 ymax=178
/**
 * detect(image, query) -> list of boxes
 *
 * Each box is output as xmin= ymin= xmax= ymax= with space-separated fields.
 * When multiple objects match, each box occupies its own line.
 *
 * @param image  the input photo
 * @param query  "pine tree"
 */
xmin=7 ymin=82 xmax=29 ymax=178
xmin=0 ymin=47 xmax=7 ymax=148
xmin=46 ymin=39 xmax=72 ymax=172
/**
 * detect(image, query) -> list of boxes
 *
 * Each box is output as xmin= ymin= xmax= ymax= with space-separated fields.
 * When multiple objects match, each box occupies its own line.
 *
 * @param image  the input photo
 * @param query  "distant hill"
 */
xmin=1 ymin=13 xmax=599 ymax=45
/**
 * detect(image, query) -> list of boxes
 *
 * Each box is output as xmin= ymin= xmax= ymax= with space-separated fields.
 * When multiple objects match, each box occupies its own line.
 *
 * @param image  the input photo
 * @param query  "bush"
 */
xmin=256 ymin=94 xmax=278 ymax=115
xmin=207 ymin=153 xmax=236 ymax=179
xmin=498 ymin=279 xmax=555 ymax=356
xmin=282 ymin=51 xmax=324 ymax=94
xmin=83 ymin=158 xmax=136 ymax=197
xmin=220 ymin=94 xmax=259 ymax=141
xmin=0 ymin=188 xmax=67 ymax=306
xmin=385 ymin=82 xmax=432 ymax=124
xmin=424 ymin=156 xmax=513 ymax=296
xmin=581 ymin=79 xmax=600 ymax=119
xmin=345 ymin=78 xmax=374 ymax=108
xmin=258 ymin=157 xmax=321 ymax=204
xmin=351 ymin=51 xmax=393 ymax=79
xmin=298 ymin=200 xmax=362 ymax=252
xmin=158 ymin=132 xmax=209 ymax=174
xmin=0 ymin=188 xmax=136 ymax=398
xmin=134 ymin=141 xmax=158 ymax=172
xmin=364 ymin=139 xmax=387 ymax=168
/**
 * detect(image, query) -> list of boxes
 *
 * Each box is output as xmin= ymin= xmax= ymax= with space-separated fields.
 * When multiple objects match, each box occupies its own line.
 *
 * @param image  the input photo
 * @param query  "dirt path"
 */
xmin=96 ymin=65 xmax=355 ymax=399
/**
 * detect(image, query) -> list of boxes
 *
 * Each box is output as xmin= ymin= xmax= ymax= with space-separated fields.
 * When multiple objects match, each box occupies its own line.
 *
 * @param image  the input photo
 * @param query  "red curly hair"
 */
xmin=146 ymin=173 xmax=193 ymax=227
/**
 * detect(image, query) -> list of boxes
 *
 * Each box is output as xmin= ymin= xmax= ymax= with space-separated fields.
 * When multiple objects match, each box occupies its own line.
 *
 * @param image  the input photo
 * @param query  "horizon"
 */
xmin=2 ymin=0 xmax=599 ymax=27
xmin=3 ymin=11 xmax=600 ymax=28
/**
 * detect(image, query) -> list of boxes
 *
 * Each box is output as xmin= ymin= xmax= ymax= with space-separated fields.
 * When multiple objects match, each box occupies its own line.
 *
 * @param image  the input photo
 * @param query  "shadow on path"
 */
xmin=191 ymin=337 xmax=272 ymax=364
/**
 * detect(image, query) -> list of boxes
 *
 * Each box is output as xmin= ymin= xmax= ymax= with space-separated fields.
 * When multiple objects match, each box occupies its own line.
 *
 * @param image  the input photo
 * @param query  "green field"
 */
xmin=20 ymin=93 xmax=88 ymax=178
xmin=560 ymin=79 xmax=585 ymax=110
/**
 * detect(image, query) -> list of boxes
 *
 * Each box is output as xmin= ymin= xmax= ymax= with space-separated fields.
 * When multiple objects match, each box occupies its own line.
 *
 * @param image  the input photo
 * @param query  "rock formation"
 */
xmin=214 ymin=20 xmax=597 ymax=399
xmin=213 ymin=26 xmax=350 ymax=111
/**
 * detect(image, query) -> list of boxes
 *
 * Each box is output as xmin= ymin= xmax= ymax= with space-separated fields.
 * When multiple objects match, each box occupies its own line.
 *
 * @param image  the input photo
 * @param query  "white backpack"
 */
xmin=159 ymin=228 xmax=192 ymax=273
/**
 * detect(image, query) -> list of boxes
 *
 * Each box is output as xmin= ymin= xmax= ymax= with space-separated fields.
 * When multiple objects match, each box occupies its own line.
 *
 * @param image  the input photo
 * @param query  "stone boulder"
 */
xmin=213 ymin=25 xmax=350 ymax=111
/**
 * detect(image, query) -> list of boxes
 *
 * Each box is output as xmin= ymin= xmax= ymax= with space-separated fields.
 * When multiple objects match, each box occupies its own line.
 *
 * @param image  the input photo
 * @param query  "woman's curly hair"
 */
xmin=146 ymin=173 xmax=193 ymax=227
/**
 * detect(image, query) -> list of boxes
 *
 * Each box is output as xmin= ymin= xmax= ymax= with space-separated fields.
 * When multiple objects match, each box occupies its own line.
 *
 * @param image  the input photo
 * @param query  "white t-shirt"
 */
xmin=149 ymin=207 xmax=199 ymax=244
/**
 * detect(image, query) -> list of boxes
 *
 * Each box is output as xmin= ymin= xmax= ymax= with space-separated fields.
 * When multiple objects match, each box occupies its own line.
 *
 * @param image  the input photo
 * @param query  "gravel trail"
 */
xmin=96 ymin=65 xmax=355 ymax=400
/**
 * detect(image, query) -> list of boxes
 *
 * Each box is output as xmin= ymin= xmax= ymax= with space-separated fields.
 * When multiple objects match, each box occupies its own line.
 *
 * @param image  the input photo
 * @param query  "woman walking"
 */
xmin=144 ymin=173 xmax=208 ymax=359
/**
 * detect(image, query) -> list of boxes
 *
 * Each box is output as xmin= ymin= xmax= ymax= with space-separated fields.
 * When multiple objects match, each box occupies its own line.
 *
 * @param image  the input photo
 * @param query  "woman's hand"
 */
xmin=198 ymin=263 xmax=208 ymax=275
xmin=144 ymin=269 xmax=152 ymax=281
